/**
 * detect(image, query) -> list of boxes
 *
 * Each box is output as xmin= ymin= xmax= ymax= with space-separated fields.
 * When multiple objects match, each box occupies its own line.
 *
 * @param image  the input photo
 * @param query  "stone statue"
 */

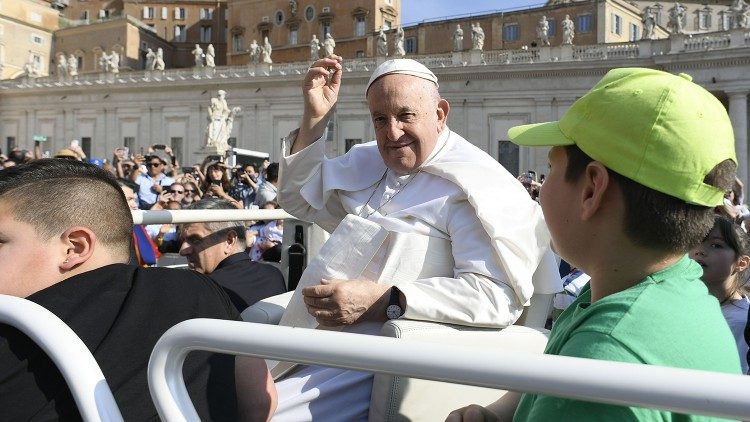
xmin=289 ymin=0 xmax=297 ymax=16
xmin=394 ymin=26 xmax=405 ymax=57
xmin=145 ymin=48 xmax=156 ymax=70
xmin=453 ymin=24 xmax=463 ymax=51
xmin=206 ymin=44 xmax=216 ymax=68
xmin=261 ymin=36 xmax=273 ymax=64
xmin=67 ymin=54 xmax=78 ymax=77
xmin=471 ymin=22 xmax=485 ymax=50
xmin=57 ymin=53 xmax=68 ymax=79
xmin=205 ymin=90 xmax=241 ymax=154
xmin=323 ymin=32 xmax=336 ymax=56
xmin=310 ymin=34 xmax=321 ymax=60
xmin=376 ymin=28 xmax=388 ymax=56
xmin=109 ymin=50 xmax=119 ymax=74
xmin=668 ymin=2 xmax=686 ymax=34
xmin=537 ymin=16 xmax=550 ymax=46
xmin=249 ymin=39 xmax=260 ymax=64
xmin=154 ymin=48 xmax=165 ymax=71
xmin=192 ymin=44 xmax=204 ymax=68
xmin=561 ymin=15 xmax=575 ymax=45
xmin=642 ymin=8 xmax=656 ymax=40
xmin=23 ymin=51 xmax=41 ymax=78
xmin=731 ymin=0 xmax=750 ymax=28
xmin=99 ymin=52 xmax=110 ymax=73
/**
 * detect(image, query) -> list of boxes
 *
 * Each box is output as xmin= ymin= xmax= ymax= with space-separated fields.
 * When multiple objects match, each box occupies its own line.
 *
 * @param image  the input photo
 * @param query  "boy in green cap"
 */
xmin=448 ymin=67 xmax=741 ymax=421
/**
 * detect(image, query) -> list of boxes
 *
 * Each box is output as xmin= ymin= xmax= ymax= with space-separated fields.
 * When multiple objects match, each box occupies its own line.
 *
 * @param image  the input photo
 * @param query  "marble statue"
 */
xmin=471 ymin=22 xmax=485 ymax=50
xmin=206 ymin=44 xmax=216 ymax=68
xmin=145 ymin=47 xmax=156 ymax=70
xmin=561 ymin=14 xmax=575 ymax=45
xmin=323 ymin=32 xmax=336 ymax=56
xmin=109 ymin=50 xmax=120 ymax=74
xmin=205 ymin=90 xmax=241 ymax=154
xmin=23 ymin=51 xmax=41 ymax=78
xmin=310 ymin=34 xmax=321 ymax=60
xmin=99 ymin=52 xmax=110 ymax=73
xmin=731 ymin=0 xmax=750 ymax=29
xmin=261 ymin=37 xmax=273 ymax=64
xmin=394 ymin=26 xmax=405 ymax=57
xmin=154 ymin=48 xmax=165 ymax=71
xmin=192 ymin=44 xmax=204 ymax=68
xmin=289 ymin=0 xmax=297 ymax=16
xmin=537 ymin=16 xmax=550 ymax=46
xmin=376 ymin=28 xmax=388 ymax=56
xmin=57 ymin=53 xmax=68 ymax=79
xmin=453 ymin=24 xmax=463 ymax=51
xmin=67 ymin=54 xmax=78 ymax=77
xmin=249 ymin=39 xmax=260 ymax=64
xmin=642 ymin=8 xmax=656 ymax=40
xmin=668 ymin=2 xmax=686 ymax=34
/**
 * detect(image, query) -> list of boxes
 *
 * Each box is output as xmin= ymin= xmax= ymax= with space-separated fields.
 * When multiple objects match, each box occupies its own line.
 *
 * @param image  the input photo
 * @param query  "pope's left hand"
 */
xmin=302 ymin=279 xmax=391 ymax=326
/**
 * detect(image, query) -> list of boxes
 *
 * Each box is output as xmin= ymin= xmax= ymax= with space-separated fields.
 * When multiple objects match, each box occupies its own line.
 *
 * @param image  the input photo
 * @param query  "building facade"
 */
xmin=0 ymin=0 xmax=60 ymax=79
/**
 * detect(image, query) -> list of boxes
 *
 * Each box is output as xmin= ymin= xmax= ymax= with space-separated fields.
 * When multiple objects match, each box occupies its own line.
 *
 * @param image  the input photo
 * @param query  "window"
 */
xmin=161 ymin=7 xmax=167 ymax=20
xmin=548 ymin=19 xmax=556 ymax=36
xmin=629 ymin=23 xmax=639 ymax=41
xmin=225 ymin=9 xmax=229 ymax=21
xmin=355 ymin=50 xmax=365 ymax=57
xmin=652 ymin=5 xmax=663 ymax=26
xmin=289 ymin=27 xmax=298 ymax=45
xmin=720 ymin=11 xmax=731 ymax=30
xmin=30 ymin=12 xmax=42 ymax=23
xmin=345 ymin=139 xmax=362 ymax=152
xmin=275 ymin=10 xmax=284 ymax=25
xmin=31 ymin=34 xmax=43 ymax=45
xmin=81 ymin=137 xmax=92 ymax=159
xmin=261 ymin=29 xmax=269 ymax=41
xmin=384 ymin=20 xmax=392 ymax=30
xmin=321 ymin=20 xmax=331 ymax=39
xmin=200 ymin=8 xmax=214 ymax=20
xmin=123 ymin=137 xmax=135 ymax=152
xmin=577 ymin=14 xmax=592 ymax=33
xmin=355 ymin=16 xmax=366 ymax=37
xmin=174 ymin=7 xmax=186 ymax=20
xmin=170 ymin=137 xmax=183 ymax=161
xmin=200 ymin=26 xmax=212 ymax=43
xmin=305 ymin=6 xmax=315 ymax=21
xmin=405 ymin=37 xmax=417 ymax=53
xmin=98 ymin=9 xmax=110 ymax=19
xmin=611 ymin=14 xmax=622 ymax=35
xmin=77 ymin=56 xmax=83 ymax=70
xmin=6 ymin=136 xmax=16 ymax=152
xmin=233 ymin=33 xmax=243 ymax=52
xmin=699 ymin=8 xmax=712 ymax=30
xmin=174 ymin=25 xmax=186 ymax=42
xmin=81 ymin=10 xmax=89 ymax=20
xmin=504 ymin=23 xmax=519 ymax=41
xmin=142 ymin=6 xmax=154 ymax=19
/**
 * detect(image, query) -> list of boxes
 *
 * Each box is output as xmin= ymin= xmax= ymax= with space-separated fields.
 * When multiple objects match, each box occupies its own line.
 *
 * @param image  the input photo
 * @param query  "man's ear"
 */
xmin=436 ymin=99 xmax=450 ymax=131
xmin=60 ymin=227 xmax=96 ymax=270
xmin=579 ymin=161 xmax=611 ymax=221
xmin=733 ymin=255 xmax=750 ymax=276
xmin=224 ymin=230 xmax=239 ymax=255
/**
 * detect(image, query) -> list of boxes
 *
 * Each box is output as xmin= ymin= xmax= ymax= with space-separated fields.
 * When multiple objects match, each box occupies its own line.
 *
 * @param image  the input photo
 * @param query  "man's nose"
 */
xmin=385 ymin=119 xmax=404 ymax=142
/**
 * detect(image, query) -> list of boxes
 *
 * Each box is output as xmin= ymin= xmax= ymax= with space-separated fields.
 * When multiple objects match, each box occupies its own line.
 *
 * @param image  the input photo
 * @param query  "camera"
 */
xmin=153 ymin=144 xmax=166 ymax=150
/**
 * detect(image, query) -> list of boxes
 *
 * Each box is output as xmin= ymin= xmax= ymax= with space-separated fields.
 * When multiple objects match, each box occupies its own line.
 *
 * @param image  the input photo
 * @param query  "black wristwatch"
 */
xmin=386 ymin=286 xmax=403 ymax=320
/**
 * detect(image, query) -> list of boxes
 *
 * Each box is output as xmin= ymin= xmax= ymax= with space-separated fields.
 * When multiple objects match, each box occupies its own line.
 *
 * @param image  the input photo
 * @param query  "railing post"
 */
xmin=638 ymin=39 xmax=652 ymax=58
xmin=287 ymin=225 xmax=306 ymax=292
xmin=669 ymin=33 xmax=686 ymax=53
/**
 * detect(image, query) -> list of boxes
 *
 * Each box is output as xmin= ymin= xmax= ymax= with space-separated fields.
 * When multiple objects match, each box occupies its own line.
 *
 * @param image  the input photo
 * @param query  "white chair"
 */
xmin=0 ymin=294 xmax=123 ymax=422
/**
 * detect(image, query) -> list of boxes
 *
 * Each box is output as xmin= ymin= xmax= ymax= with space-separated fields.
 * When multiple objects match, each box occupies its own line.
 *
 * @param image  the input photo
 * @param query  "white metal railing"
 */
xmin=131 ymin=208 xmax=293 ymax=225
xmin=148 ymin=319 xmax=750 ymax=422
xmin=0 ymin=295 xmax=124 ymax=422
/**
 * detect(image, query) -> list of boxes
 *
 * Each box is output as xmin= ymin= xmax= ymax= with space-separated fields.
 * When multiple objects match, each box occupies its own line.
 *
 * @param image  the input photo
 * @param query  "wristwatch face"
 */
xmin=386 ymin=304 xmax=402 ymax=320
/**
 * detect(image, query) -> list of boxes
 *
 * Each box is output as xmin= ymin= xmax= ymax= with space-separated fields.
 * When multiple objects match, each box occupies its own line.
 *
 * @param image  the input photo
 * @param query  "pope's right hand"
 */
xmin=296 ymin=55 xmax=343 ymax=150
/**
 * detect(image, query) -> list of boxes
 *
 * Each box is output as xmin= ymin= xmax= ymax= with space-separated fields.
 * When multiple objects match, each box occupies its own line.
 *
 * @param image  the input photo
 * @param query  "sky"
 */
xmin=402 ymin=0 xmax=546 ymax=26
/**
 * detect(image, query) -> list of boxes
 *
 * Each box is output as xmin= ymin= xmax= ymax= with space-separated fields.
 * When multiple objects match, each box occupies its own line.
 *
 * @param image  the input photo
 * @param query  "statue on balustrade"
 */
xmin=453 ymin=24 xmax=464 ymax=51
xmin=537 ymin=16 xmax=550 ymax=46
xmin=561 ymin=15 xmax=575 ymax=45
xmin=206 ymin=44 xmax=216 ymax=68
xmin=642 ymin=8 xmax=656 ymax=40
xmin=67 ymin=54 xmax=78 ymax=77
xmin=109 ymin=51 xmax=120 ymax=74
xmin=192 ymin=44 xmax=205 ymax=68
xmin=57 ymin=53 xmax=68 ymax=79
xmin=261 ymin=37 xmax=273 ymax=64
xmin=376 ymin=28 xmax=388 ymax=56
xmin=310 ymin=34 xmax=321 ymax=60
xmin=471 ymin=22 xmax=485 ymax=51
xmin=323 ymin=32 xmax=336 ymax=56
xmin=154 ymin=48 xmax=165 ymax=71
xmin=394 ymin=26 xmax=406 ymax=56
xmin=23 ymin=51 xmax=41 ymax=78
xmin=289 ymin=0 xmax=298 ymax=17
xmin=249 ymin=40 xmax=260 ymax=64
xmin=731 ymin=0 xmax=749 ymax=29
xmin=668 ymin=2 xmax=686 ymax=34
xmin=205 ymin=90 xmax=241 ymax=154
xmin=145 ymin=48 xmax=156 ymax=70
xmin=99 ymin=52 xmax=110 ymax=73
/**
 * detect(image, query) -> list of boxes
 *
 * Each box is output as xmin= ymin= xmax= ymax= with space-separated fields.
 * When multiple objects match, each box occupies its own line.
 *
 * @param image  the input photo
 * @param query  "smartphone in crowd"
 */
xmin=153 ymin=144 xmax=166 ymax=150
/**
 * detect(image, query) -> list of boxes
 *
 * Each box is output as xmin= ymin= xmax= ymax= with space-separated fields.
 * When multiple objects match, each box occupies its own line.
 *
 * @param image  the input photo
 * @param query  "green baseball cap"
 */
xmin=508 ymin=67 xmax=736 ymax=207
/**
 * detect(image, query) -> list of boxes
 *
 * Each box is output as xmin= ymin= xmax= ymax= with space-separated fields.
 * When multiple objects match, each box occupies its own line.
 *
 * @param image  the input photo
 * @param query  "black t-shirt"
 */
xmin=0 ymin=264 xmax=241 ymax=421
xmin=209 ymin=253 xmax=287 ymax=313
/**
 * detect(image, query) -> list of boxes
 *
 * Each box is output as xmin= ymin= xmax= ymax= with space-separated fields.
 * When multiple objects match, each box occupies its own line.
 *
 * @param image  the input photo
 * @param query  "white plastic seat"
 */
xmin=0 ymin=294 xmax=123 ymax=422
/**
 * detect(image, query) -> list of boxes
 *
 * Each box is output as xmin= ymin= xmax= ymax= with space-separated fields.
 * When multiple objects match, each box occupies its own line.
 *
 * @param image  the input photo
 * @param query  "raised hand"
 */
xmin=294 ymin=55 xmax=343 ymax=153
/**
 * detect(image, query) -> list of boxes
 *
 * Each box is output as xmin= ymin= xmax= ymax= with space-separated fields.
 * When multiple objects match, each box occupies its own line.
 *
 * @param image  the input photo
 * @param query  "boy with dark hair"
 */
xmin=448 ymin=68 xmax=740 ymax=420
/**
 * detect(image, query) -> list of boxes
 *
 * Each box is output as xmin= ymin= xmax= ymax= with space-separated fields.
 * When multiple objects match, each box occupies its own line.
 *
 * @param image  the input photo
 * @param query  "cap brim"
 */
xmin=508 ymin=121 xmax=574 ymax=147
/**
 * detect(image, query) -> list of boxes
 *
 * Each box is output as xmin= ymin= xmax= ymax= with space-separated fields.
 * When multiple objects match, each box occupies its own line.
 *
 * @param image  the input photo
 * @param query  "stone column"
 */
xmin=728 ymin=90 xmax=749 ymax=188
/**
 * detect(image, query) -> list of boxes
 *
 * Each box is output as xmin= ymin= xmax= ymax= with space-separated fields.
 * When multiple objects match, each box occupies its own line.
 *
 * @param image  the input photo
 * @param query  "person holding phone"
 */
xmin=133 ymin=155 xmax=174 ymax=210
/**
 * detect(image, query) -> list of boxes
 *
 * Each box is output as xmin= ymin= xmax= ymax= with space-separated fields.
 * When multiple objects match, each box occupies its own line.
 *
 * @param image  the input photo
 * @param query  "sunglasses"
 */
xmin=185 ymin=189 xmax=195 ymax=193
xmin=147 ymin=162 xmax=162 ymax=167
xmin=170 ymin=189 xmax=185 ymax=194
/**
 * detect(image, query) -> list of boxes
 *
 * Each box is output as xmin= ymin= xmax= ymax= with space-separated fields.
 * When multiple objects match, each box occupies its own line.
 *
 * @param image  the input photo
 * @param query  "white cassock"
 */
xmin=273 ymin=128 xmax=553 ymax=421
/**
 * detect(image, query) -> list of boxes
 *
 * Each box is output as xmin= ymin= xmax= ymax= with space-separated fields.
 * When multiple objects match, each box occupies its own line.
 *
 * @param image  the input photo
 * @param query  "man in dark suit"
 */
xmin=180 ymin=198 xmax=286 ymax=312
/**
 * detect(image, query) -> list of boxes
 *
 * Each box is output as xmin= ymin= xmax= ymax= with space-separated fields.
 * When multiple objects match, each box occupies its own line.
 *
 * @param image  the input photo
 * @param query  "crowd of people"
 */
xmin=0 ymin=56 xmax=747 ymax=422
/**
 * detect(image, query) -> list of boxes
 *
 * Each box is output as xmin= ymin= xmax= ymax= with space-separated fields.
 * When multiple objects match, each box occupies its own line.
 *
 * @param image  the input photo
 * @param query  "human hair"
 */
xmin=563 ymin=145 xmax=736 ymax=253
xmin=711 ymin=215 xmax=750 ymax=260
xmin=265 ymin=162 xmax=279 ymax=183
xmin=186 ymin=198 xmax=246 ymax=251
xmin=201 ymin=162 xmax=231 ymax=192
xmin=0 ymin=159 xmax=133 ymax=258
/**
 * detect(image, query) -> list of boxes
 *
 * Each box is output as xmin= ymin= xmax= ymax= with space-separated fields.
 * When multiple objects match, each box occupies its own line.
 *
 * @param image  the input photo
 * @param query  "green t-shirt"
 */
xmin=514 ymin=255 xmax=740 ymax=421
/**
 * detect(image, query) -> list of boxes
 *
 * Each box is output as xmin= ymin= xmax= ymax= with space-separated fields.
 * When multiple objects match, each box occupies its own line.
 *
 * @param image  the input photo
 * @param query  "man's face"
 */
xmin=120 ymin=185 xmax=138 ymax=210
xmin=367 ymin=74 xmax=448 ymax=175
xmin=179 ymin=223 xmax=231 ymax=274
xmin=168 ymin=184 xmax=185 ymax=203
xmin=0 ymin=202 xmax=64 ymax=297
xmin=539 ymin=146 xmax=579 ymax=264
xmin=690 ymin=226 xmax=738 ymax=287
xmin=147 ymin=159 xmax=164 ymax=177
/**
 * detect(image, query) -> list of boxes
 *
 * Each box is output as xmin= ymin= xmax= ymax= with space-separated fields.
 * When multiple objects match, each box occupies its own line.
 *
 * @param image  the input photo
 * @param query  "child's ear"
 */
xmin=733 ymin=255 xmax=750 ymax=275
